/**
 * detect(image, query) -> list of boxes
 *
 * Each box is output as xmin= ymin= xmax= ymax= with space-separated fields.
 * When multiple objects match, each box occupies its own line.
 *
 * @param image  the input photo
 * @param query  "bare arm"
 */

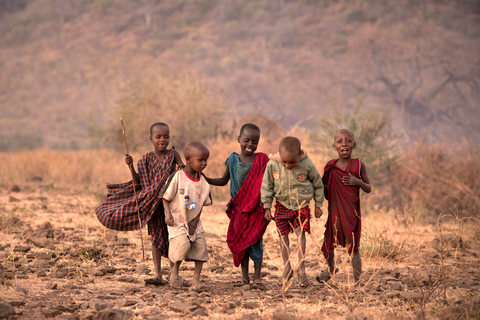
xmin=163 ymin=199 xmax=174 ymax=226
xmin=342 ymin=161 xmax=372 ymax=193
xmin=204 ymin=162 xmax=230 ymax=186
xmin=173 ymin=149 xmax=185 ymax=170
xmin=125 ymin=154 xmax=140 ymax=186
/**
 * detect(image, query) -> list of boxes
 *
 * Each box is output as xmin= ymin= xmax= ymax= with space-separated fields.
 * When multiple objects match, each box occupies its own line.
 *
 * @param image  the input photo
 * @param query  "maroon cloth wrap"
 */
xmin=225 ymin=153 xmax=269 ymax=267
xmin=321 ymin=158 xmax=362 ymax=259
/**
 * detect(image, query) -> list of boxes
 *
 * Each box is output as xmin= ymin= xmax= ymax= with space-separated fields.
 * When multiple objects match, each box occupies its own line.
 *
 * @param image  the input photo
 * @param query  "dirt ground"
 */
xmin=0 ymin=187 xmax=479 ymax=319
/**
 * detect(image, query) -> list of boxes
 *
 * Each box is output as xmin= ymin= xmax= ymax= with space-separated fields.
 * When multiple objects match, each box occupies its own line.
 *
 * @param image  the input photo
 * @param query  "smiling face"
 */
xmin=238 ymin=127 xmax=260 ymax=156
xmin=333 ymin=130 xmax=356 ymax=159
xmin=149 ymin=124 xmax=170 ymax=153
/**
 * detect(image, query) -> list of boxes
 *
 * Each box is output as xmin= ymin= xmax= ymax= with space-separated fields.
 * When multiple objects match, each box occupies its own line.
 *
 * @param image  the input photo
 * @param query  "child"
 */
xmin=316 ymin=129 xmax=371 ymax=286
xmin=205 ymin=123 xmax=269 ymax=287
xmin=161 ymin=141 xmax=212 ymax=291
xmin=95 ymin=122 xmax=183 ymax=286
xmin=262 ymin=136 xmax=324 ymax=288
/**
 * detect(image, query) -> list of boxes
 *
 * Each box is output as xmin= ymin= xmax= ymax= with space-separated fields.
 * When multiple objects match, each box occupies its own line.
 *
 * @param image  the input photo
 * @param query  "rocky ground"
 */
xmin=0 ymin=186 xmax=479 ymax=319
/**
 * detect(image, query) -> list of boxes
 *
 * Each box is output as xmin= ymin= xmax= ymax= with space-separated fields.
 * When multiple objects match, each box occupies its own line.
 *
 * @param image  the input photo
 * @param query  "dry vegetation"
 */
xmin=0 ymin=129 xmax=479 ymax=319
xmin=1 ymin=0 xmax=479 ymax=150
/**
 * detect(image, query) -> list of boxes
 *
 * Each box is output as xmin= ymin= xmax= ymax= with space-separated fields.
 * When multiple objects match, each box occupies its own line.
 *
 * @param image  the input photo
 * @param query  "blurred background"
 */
xmin=0 ymin=0 xmax=479 ymax=220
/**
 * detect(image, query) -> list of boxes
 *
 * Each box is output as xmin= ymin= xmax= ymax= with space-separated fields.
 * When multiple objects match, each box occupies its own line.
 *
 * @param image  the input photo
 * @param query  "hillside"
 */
xmin=0 ymin=0 xmax=479 ymax=150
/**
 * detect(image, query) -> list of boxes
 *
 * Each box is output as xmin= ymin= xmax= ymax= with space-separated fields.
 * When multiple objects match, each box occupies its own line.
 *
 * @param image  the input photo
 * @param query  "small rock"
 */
xmin=243 ymin=301 xmax=260 ymax=309
xmin=47 ymin=283 xmax=58 ymax=290
xmin=89 ymin=300 xmax=111 ymax=312
xmin=39 ymin=221 xmax=53 ymax=229
xmin=41 ymin=309 xmax=62 ymax=318
xmin=169 ymin=302 xmax=198 ymax=314
xmin=8 ymin=196 xmax=21 ymax=202
xmin=91 ymin=308 xmax=132 ymax=320
xmin=50 ymin=268 xmax=69 ymax=278
xmin=54 ymin=314 xmax=79 ymax=320
xmin=0 ymin=302 xmax=15 ymax=318
xmin=400 ymin=291 xmax=425 ymax=302
xmin=28 ymin=301 xmax=47 ymax=308
xmin=11 ymin=185 xmax=21 ymax=192
xmin=272 ymin=310 xmax=299 ymax=320
xmin=118 ymin=275 xmax=135 ymax=283
xmin=135 ymin=264 xmax=151 ymax=275
xmin=13 ymin=245 xmax=31 ymax=253
xmin=27 ymin=236 xmax=49 ymax=248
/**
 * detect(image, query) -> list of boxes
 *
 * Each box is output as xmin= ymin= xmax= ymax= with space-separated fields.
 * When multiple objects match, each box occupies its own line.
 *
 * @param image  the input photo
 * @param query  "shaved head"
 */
xmin=334 ymin=129 xmax=355 ymax=141
xmin=183 ymin=141 xmax=209 ymax=158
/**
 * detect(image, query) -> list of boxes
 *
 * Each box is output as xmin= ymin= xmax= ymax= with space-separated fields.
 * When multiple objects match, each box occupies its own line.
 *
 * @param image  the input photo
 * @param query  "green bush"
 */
xmin=311 ymin=98 xmax=400 ymax=187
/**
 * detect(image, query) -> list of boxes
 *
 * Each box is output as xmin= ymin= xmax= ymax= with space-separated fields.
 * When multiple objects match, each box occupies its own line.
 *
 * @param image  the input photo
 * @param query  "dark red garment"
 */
xmin=321 ymin=158 xmax=362 ymax=259
xmin=226 ymin=153 xmax=269 ymax=267
xmin=273 ymin=202 xmax=311 ymax=235
xmin=95 ymin=150 xmax=175 ymax=254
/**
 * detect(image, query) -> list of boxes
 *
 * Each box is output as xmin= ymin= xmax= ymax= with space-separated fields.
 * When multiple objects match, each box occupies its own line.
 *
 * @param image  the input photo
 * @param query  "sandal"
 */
xmin=170 ymin=277 xmax=183 ymax=290
xmin=315 ymin=268 xmax=339 ymax=283
xmin=298 ymin=274 xmax=309 ymax=288
xmin=144 ymin=276 xmax=167 ymax=286
xmin=252 ymin=280 xmax=266 ymax=290
xmin=233 ymin=278 xmax=250 ymax=287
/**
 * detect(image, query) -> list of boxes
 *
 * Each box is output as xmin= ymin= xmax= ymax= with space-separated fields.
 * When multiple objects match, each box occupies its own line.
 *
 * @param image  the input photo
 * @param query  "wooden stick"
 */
xmin=120 ymin=118 xmax=145 ymax=262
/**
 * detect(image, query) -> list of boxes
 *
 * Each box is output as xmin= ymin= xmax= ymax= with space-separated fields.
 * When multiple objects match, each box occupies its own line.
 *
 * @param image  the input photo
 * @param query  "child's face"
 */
xmin=186 ymin=149 xmax=209 ymax=173
xmin=279 ymin=148 xmax=301 ymax=170
xmin=150 ymin=125 xmax=170 ymax=153
xmin=333 ymin=131 xmax=356 ymax=159
xmin=238 ymin=128 xmax=260 ymax=156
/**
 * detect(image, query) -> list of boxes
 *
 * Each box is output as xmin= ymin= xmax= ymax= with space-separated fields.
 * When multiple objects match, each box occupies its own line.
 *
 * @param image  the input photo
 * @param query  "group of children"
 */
xmin=95 ymin=122 xmax=371 ymax=291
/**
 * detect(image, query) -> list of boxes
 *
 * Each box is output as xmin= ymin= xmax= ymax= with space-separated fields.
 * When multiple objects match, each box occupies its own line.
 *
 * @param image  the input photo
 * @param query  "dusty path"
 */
xmin=0 ymin=188 xmax=479 ymax=319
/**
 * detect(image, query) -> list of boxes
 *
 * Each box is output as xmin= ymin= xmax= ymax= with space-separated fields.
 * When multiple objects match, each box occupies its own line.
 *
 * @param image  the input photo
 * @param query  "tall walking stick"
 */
xmin=121 ymin=118 xmax=145 ymax=262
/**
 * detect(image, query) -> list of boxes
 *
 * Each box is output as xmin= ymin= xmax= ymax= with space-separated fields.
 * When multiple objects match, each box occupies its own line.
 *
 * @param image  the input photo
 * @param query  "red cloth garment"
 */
xmin=225 ymin=153 xmax=269 ymax=267
xmin=273 ymin=202 xmax=311 ymax=235
xmin=321 ymin=158 xmax=362 ymax=259
xmin=95 ymin=150 xmax=175 ymax=254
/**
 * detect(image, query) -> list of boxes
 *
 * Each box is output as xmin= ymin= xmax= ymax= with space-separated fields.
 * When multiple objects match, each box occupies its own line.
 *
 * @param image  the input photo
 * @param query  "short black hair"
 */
xmin=279 ymin=136 xmax=301 ymax=154
xmin=239 ymin=123 xmax=260 ymax=137
xmin=183 ymin=141 xmax=209 ymax=158
xmin=150 ymin=122 xmax=169 ymax=136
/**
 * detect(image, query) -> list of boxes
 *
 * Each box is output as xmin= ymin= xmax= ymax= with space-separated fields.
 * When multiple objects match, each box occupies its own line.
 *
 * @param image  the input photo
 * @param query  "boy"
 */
xmin=316 ymin=129 xmax=371 ymax=286
xmin=205 ymin=123 xmax=269 ymax=287
xmin=96 ymin=122 xmax=183 ymax=286
xmin=161 ymin=141 xmax=212 ymax=291
xmin=262 ymin=136 xmax=324 ymax=288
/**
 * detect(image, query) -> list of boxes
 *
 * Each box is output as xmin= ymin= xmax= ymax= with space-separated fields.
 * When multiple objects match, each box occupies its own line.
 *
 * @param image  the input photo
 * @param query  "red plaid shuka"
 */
xmin=321 ymin=158 xmax=362 ymax=259
xmin=273 ymin=202 xmax=311 ymax=236
xmin=225 ymin=153 xmax=269 ymax=267
xmin=95 ymin=150 xmax=175 ymax=255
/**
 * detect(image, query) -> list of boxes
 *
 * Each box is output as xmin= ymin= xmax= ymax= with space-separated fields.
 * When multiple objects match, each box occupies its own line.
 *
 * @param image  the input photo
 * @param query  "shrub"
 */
xmin=91 ymin=68 xmax=228 ymax=153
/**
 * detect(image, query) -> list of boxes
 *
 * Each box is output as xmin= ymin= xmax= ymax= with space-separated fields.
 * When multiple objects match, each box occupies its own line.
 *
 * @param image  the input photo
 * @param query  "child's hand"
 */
xmin=177 ymin=163 xmax=186 ymax=170
xmin=165 ymin=213 xmax=174 ymax=226
xmin=264 ymin=208 xmax=272 ymax=222
xmin=342 ymin=173 xmax=361 ymax=186
xmin=315 ymin=207 xmax=323 ymax=218
xmin=125 ymin=154 xmax=134 ymax=166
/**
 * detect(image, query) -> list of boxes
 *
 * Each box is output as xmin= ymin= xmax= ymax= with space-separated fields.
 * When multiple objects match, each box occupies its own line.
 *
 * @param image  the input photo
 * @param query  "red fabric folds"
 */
xmin=225 ymin=153 xmax=269 ymax=267
xmin=321 ymin=158 xmax=362 ymax=259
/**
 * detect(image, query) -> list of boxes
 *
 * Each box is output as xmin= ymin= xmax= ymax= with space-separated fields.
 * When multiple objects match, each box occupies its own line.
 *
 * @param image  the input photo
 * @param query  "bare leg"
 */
xmin=352 ymin=252 xmax=362 ymax=285
xmin=241 ymin=254 xmax=250 ymax=284
xmin=170 ymin=261 xmax=182 ymax=282
xmin=280 ymin=234 xmax=292 ymax=279
xmin=296 ymin=228 xmax=307 ymax=277
xmin=152 ymin=245 xmax=163 ymax=280
xmin=253 ymin=258 xmax=263 ymax=283
xmin=192 ymin=260 xmax=204 ymax=287
xmin=327 ymin=249 xmax=335 ymax=274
